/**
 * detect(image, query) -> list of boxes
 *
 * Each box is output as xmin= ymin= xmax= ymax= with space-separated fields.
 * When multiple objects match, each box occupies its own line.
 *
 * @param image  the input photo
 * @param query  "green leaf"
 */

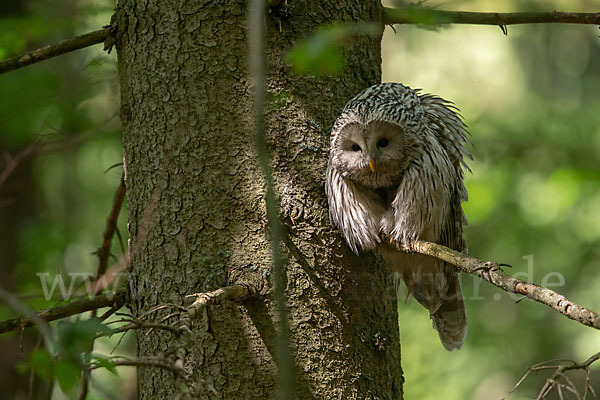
xmin=287 ymin=23 xmax=381 ymax=77
xmin=30 ymin=349 xmax=54 ymax=379
xmin=287 ymin=26 xmax=346 ymax=77
xmin=57 ymin=318 xmax=112 ymax=358
xmin=14 ymin=361 xmax=30 ymax=375
xmin=55 ymin=360 xmax=80 ymax=392
xmin=92 ymin=355 xmax=119 ymax=376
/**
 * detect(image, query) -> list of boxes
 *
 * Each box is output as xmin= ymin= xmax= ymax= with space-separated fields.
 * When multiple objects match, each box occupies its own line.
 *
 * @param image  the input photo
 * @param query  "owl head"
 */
xmin=330 ymin=119 xmax=421 ymax=189
xmin=329 ymin=82 xmax=471 ymax=190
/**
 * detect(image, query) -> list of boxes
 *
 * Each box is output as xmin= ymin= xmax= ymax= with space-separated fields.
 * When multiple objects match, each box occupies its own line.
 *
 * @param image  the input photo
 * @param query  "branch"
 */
xmin=0 ymin=288 xmax=54 ymax=347
xmin=383 ymin=7 xmax=600 ymax=27
xmin=0 ymin=288 xmax=126 ymax=335
xmin=94 ymin=173 xmax=126 ymax=279
xmin=398 ymin=240 xmax=600 ymax=331
xmin=502 ymin=352 xmax=600 ymax=399
xmin=186 ymin=284 xmax=258 ymax=319
xmin=0 ymin=28 xmax=111 ymax=75
xmin=134 ymin=285 xmax=258 ymax=397
xmin=87 ymin=357 xmax=185 ymax=376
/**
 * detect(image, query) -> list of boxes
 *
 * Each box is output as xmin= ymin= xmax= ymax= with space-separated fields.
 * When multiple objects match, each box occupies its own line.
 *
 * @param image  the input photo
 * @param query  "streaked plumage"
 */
xmin=325 ymin=83 xmax=472 ymax=350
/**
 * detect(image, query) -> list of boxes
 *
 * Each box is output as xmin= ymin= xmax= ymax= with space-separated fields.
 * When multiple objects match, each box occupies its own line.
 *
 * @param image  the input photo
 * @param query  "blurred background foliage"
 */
xmin=0 ymin=0 xmax=599 ymax=398
xmin=383 ymin=1 xmax=600 ymax=399
xmin=0 ymin=0 xmax=131 ymax=398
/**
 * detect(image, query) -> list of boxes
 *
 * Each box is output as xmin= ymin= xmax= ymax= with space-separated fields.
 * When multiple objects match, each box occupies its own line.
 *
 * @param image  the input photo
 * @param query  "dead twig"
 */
xmin=501 ymin=352 xmax=600 ymax=400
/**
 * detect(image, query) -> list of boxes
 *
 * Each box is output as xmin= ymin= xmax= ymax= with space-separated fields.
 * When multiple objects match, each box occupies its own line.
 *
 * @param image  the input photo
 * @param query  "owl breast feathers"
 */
xmin=325 ymin=83 xmax=472 ymax=350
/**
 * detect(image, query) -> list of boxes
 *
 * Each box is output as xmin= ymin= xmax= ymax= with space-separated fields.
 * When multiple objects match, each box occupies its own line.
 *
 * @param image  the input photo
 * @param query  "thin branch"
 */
xmin=0 ymin=288 xmax=126 ymax=335
xmin=398 ymin=240 xmax=600 ymax=331
xmin=94 ymin=173 xmax=126 ymax=279
xmin=502 ymin=352 xmax=600 ymax=400
xmin=174 ymin=284 xmax=259 ymax=396
xmin=383 ymin=7 xmax=600 ymax=26
xmin=0 ymin=141 xmax=39 ymax=188
xmin=96 ymin=321 xmax=183 ymax=340
xmin=0 ymin=288 xmax=54 ymax=347
xmin=87 ymin=357 xmax=185 ymax=376
xmin=0 ymin=28 xmax=110 ymax=75
xmin=186 ymin=284 xmax=258 ymax=320
xmin=248 ymin=0 xmax=295 ymax=399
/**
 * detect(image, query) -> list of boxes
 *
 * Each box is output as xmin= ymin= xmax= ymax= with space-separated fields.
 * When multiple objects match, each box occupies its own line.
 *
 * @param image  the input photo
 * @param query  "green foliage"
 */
xmin=30 ymin=348 xmax=53 ymax=379
xmin=287 ymin=23 xmax=380 ymax=77
xmin=1 ymin=0 xmax=599 ymax=398
xmin=384 ymin=5 xmax=600 ymax=398
xmin=92 ymin=355 xmax=118 ymax=376
xmin=0 ymin=1 xmax=128 ymax=398
xmin=18 ymin=319 xmax=117 ymax=395
xmin=287 ymin=25 xmax=346 ymax=76
xmin=55 ymin=359 xmax=80 ymax=392
xmin=0 ymin=16 xmax=56 ymax=58
xmin=56 ymin=319 xmax=112 ymax=359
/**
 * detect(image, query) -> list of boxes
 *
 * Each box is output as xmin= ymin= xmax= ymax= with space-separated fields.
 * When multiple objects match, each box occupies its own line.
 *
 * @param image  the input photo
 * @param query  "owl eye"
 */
xmin=377 ymin=138 xmax=388 ymax=148
xmin=351 ymin=144 xmax=361 ymax=152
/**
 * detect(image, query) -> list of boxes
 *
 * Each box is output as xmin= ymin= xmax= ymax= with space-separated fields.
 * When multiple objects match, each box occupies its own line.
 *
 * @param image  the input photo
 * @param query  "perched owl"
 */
xmin=325 ymin=83 xmax=472 ymax=350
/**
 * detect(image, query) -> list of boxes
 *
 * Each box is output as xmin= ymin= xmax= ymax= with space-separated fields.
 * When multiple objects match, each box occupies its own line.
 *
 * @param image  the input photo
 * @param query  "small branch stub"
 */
xmin=186 ymin=284 xmax=258 ymax=320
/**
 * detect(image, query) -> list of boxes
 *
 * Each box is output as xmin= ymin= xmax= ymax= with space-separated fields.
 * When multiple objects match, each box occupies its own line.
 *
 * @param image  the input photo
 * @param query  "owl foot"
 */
xmin=379 ymin=232 xmax=398 ymax=246
xmin=473 ymin=262 xmax=512 ymax=281
xmin=473 ymin=262 xmax=512 ymax=272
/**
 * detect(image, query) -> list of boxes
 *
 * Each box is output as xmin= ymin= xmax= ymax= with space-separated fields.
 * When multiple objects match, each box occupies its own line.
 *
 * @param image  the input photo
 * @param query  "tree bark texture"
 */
xmin=116 ymin=0 xmax=403 ymax=398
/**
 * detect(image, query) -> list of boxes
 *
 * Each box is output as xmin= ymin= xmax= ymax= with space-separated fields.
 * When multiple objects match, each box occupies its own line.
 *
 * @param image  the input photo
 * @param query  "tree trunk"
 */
xmin=116 ymin=0 xmax=403 ymax=398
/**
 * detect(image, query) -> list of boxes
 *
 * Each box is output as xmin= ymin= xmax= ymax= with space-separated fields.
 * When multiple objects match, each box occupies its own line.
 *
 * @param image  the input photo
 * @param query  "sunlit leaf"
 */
xmin=287 ymin=26 xmax=345 ymax=76
xmin=92 ymin=355 xmax=119 ymax=376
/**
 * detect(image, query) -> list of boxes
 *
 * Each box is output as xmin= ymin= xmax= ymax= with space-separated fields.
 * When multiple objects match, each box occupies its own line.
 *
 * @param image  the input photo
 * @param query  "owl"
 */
xmin=325 ymin=83 xmax=472 ymax=350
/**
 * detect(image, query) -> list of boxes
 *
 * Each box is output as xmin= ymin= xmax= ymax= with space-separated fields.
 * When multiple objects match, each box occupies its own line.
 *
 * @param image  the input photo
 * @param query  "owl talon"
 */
xmin=474 ymin=261 xmax=513 ymax=276
xmin=290 ymin=212 xmax=295 ymax=225
xmin=474 ymin=262 xmax=496 ymax=272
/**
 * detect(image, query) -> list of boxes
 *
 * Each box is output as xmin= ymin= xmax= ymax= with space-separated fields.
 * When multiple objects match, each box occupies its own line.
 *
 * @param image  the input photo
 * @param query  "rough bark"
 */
xmin=116 ymin=0 xmax=403 ymax=398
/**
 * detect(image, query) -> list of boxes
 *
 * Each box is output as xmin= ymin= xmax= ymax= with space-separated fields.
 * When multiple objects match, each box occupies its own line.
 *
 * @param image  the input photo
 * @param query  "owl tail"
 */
xmin=429 ymin=273 xmax=467 ymax=351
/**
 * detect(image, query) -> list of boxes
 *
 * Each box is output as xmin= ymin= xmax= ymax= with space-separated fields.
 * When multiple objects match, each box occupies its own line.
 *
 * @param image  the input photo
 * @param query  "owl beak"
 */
xmin=368 ymin=159 xmax=375 ymax=173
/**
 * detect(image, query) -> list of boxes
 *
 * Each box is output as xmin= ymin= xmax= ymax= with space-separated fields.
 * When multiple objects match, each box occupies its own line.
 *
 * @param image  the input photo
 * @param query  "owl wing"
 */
xmin=420 ymin=95 xmax=470 ymax=350
xmin=419 ymin=93 xmax=473 ymax=173
xmin=386 ymin=119 xmax=469 ymax=350
xmin=430 ymin=183 xmax=468 ymax=350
